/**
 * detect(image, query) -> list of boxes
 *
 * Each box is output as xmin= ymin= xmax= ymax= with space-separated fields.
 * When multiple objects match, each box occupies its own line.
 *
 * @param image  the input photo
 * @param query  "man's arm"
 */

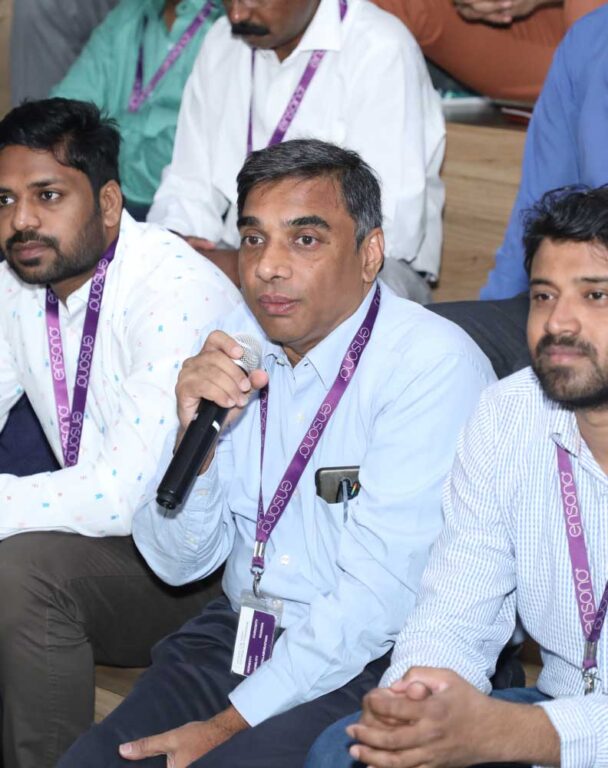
xmin=147 ymin=24 xmax=228 ymax=240
xmin=481 ymin=27 xmax=580 ymax=299
xmin=343 ymin=16 xmax=445 ymax=277
xmin=0 ymin=277 xmax=236 ymax=539
xmin=382 ymin=391 xmax=518 ymax=691
xmin=0 ymin=321 xmax=26 ymax=435
xmin=228 ymin=347 xmax=494 ymax=726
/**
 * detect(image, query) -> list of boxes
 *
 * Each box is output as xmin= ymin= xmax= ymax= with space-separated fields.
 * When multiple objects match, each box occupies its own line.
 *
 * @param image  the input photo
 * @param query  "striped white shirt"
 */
xmin=383 ymin=367 xmax=608 ymax=768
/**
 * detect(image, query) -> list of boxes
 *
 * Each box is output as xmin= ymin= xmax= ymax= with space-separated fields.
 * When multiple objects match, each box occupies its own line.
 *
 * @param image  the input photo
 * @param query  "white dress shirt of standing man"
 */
xmin=305 ymin=186 xmax=608 ymax=768
xmin=0 ymin=97 xmax=241 ymax=768
xmin=147 ymin=0 xmax=445 ymax=302
xmin=60 ymin=138 xmax=494 ymax=768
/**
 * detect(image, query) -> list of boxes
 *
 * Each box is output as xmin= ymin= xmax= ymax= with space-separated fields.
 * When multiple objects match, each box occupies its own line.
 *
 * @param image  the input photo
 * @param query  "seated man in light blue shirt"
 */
xmin=483 ymin=4 xmax=608 ymax=299
xmin=307 ymin=185 xmax=608 ymax=768
xmin=60 ymin=138 xmax=494 ymax=768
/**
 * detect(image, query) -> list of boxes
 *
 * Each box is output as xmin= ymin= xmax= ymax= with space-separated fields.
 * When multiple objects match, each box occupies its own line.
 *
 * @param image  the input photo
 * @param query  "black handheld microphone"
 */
xmin=156 ymin=333 xmax=262 ymax=510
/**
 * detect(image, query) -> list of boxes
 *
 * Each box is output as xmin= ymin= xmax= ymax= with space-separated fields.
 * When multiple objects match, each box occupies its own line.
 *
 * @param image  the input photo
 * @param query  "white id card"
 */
xmin=231 ymin=591 xmax=283 ymax=677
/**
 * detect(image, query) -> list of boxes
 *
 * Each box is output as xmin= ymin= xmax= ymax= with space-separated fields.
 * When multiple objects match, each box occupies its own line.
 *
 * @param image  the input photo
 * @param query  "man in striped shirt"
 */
xmin=306 ymin=186 xmax=608 ymax=768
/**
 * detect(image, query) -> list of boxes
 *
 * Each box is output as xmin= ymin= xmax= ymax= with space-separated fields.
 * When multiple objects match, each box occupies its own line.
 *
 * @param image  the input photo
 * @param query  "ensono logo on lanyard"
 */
xmin=247 ymin=0 xmax=348 ymax=155
xmin=557 ymin=446 xmax=608 ymax=694
xmin=45 ymin=239 xmax=118 ymax=467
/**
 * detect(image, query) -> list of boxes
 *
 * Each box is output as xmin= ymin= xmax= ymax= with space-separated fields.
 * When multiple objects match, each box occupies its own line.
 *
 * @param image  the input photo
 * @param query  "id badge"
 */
xmin=231 ymin=590 xmax=283 ymax=677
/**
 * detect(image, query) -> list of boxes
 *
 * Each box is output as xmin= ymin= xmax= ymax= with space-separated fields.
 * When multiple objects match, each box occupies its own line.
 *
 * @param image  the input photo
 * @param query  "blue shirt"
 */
xmin=482 ymin=5 xmax=608 ymax=300
xmin=133 ymin=284 xmax=495 ymax=726
xmin=384 ymin=367 xmax=608 ymax=768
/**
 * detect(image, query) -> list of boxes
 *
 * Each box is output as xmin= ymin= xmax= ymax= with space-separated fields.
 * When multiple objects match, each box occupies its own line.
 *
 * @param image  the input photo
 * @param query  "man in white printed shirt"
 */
xmin=0 ymin=98 xmax=240 ymax=768
xmin=147 ymin=0 xmax=445 ymax=301
xmin=306 ymin=186 xmax=608 ymax=768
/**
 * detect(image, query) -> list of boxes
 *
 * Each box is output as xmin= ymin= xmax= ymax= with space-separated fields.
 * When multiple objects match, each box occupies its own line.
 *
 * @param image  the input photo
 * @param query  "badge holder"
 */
xmin=231 ymin=587 xmax=283 ymax=677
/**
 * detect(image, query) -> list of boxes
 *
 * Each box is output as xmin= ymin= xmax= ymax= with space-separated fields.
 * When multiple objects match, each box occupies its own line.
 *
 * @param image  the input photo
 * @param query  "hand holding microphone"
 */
xmin=156 ymin=331 xmax=266 ymax=510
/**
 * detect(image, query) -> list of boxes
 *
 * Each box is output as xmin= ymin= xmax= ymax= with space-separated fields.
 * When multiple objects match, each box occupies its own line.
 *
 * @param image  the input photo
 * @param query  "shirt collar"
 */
xmin=262 ymin=284 xmax=378 ymax=389
xmin=34 ymin=209 xmax=130 ymax=312
xmin=285 ymin=0 xmax=343 ymax=58
xmin=548 ymin=395 xmax=582 ymax=457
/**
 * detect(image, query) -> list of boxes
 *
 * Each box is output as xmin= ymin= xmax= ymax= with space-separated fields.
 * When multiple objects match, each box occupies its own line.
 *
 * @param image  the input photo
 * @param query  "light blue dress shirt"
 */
xmin=384 ymin=367 xmax=608 ymax=768
xmin=133 ymin=284 xmax=495 ymax=726
xmin=482 ymin=5 xmax=608 ymax=300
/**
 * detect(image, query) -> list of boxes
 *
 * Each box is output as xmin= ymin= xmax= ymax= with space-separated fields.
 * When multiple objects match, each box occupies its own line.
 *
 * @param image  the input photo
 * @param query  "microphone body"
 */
xmin=156 ymin=333 xmax=262 ymax=510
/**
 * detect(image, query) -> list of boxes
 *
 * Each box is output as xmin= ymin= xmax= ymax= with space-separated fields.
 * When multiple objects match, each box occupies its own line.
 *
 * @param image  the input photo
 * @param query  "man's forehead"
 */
xmin=243 ymin=175 xmax=344 ymax=213
xmin=0 ymin=145 xmax=81 ymax=186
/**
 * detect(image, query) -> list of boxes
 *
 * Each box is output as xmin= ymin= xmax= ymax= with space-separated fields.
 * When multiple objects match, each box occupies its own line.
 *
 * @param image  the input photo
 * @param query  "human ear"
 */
xmin=98 ymin=180 xmax=123 ymax=229
xmin=360 ymin=227 xmax=384 ymax=283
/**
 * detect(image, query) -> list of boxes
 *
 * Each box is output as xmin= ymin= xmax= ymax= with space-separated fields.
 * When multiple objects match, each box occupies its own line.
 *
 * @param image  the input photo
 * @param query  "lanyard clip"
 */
xmin=251 ymin=566 xmax=264 ymax=599
xmin=583 ymin=667 xmax=599 ymax=695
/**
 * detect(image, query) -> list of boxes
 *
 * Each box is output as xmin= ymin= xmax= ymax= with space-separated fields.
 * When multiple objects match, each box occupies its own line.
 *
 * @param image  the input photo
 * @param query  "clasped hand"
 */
xmin=454 ymin=0 xmax=550 ymax=25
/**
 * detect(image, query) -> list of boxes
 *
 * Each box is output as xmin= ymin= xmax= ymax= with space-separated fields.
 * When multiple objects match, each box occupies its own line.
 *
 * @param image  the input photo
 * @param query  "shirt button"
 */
xmin=280 ymin=554 xmax=290 ymax=566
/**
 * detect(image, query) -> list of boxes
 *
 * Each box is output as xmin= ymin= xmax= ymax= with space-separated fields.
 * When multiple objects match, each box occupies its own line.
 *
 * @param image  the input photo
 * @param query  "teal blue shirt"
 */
xmin=51 ymin=0 xmax=223 ymax=206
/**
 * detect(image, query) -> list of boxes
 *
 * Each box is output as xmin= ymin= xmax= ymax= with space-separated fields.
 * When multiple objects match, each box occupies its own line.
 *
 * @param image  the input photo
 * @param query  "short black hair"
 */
xmin=523 ymin=186 xmax=608 ymax=274
xmin=236 ymin=139 xmax=383 ymax=248
xmin=0 ymin=98 xmax=120 ymax=196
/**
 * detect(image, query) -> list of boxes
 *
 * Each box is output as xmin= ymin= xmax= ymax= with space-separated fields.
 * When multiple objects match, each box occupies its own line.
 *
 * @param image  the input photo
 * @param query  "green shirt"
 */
xmin=51 ymin=0 xmax=223 ymax=206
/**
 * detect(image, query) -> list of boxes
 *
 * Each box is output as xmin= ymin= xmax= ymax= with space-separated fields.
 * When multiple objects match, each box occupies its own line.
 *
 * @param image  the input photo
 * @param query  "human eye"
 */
xmin=586 ymin=289 xmax=608 ymax=301
xmin=240 ymin=233 xmax=264 ymax=248
xmin=40 ymin=190 xmax=60 ymax=202
xmin=530 ymin=289 xmax=554 ymax=303
xmin=294 ymin=233 xmax=320 ymax=248
xmin=0 ymin=193 xmax=15 ymax=207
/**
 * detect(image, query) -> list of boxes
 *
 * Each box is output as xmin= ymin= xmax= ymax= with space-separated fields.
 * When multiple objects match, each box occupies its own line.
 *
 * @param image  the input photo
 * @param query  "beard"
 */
xmin=1 ymin=208 xmax=107 ymax=287
xmin=532 ymin=333 xmax=608 ymax=410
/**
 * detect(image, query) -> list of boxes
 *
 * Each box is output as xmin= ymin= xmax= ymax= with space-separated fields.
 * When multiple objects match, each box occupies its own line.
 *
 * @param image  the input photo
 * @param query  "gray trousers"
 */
xmin=10 ymin=0 xmax=119 ymax=103
xmin=0 ymin=532 xmax=221 ymax=768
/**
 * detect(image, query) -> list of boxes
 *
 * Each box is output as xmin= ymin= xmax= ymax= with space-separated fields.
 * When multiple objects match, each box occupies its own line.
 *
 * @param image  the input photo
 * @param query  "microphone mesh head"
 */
xmin=233 ymin=333 xmax=263 ymax=374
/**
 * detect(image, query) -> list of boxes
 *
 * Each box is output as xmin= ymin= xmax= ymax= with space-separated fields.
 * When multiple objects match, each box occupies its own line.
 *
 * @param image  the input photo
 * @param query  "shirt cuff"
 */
xmin=536 ymin=696 xmax=608 ymax=768
xmin=228 ymin=655 xmax=296 ymax=727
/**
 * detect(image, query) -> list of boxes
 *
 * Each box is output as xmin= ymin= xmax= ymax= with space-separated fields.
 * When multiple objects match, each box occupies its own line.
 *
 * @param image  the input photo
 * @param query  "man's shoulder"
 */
xmin=197 ymin=15 xmax=242 ymax=63
xmin=558 ymin=5 xmax=608 ymax=70
xmin=0 ymin=261 xmax=39 ymax=318
xmin=474 ymin=367 xmax=554 ymax=440
xmin=118 ymin=215 xmax=237 ymax=289
xmin=374 ymin=289 xmax=494 ymax=377
xmin=347 ymin=0 xmax=422 ymax=54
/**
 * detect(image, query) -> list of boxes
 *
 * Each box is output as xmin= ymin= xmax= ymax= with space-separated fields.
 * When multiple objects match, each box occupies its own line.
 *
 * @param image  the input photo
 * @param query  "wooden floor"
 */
xmin=434 ymin=121 xmax=526 ymax=302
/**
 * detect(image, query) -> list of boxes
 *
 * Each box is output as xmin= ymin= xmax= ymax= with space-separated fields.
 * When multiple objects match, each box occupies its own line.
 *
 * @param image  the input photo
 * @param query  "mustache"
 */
xmin=5 ymin=229 xmax=59 ymax=252
xmin=231 ymin=21 xmax=270 ymax=37
xmin=535 ymin=333 xmax=596 ymax=359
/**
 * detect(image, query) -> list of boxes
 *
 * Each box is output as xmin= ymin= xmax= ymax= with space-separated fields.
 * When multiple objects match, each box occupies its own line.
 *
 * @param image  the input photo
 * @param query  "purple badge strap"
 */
xmin=45 ymin=240 xmax=118 ymax=467
xmin=247 ymin=0 xmax=348 ymax=155
xmin=128 ymin=1 xmax=215 ymax=113
xmin=557 ymin=446 xmax=608 ymax=688
xmin=250 ymin=284 xmax=381 ymax=593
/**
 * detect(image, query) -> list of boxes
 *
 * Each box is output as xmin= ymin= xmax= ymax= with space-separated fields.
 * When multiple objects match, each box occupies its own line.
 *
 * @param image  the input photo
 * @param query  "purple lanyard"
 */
xmin=128 ymin=1 xmax=215 ymax=113
xmin=250 ymin=284 xmax=381 ymax=596
xmin=246 ymin=0 xmax=348 ymax=155
xmin=45 ymin=240 xmax=117 ymax=467
xmin=557 ymin=445 xmax=608 ymax=693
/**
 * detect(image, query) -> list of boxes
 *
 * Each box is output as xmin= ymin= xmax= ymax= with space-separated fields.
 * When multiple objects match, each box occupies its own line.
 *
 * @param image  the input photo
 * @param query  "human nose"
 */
xmin=255 ymin=241 xmax=292 ymax=282
xmin=225 ymin=0 xmax=253 ymax=23
xmin=544 ymin=295 xmax=582 ymax=338
xmin=11 ymin=198 xmax=41 ymax=233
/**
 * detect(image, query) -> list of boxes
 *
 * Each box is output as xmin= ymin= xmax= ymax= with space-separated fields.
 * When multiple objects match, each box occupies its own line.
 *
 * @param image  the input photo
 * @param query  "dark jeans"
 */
xmin=0 ymin=401 xmax=221 ymax=768
xmin=429 ymin=294 xmax=530 ymax=380
xmin=59 ymin=596 xmax=391 ymax=768
xmin=303 ymin=686 xmax=551 ymax=768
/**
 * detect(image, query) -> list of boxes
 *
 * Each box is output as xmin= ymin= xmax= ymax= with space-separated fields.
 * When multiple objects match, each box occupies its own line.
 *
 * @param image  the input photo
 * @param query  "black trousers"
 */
xmin=0 ymin=401 xmax=221 ymax=768
xmin=60 ymin=596 xmax=391 ymax=768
